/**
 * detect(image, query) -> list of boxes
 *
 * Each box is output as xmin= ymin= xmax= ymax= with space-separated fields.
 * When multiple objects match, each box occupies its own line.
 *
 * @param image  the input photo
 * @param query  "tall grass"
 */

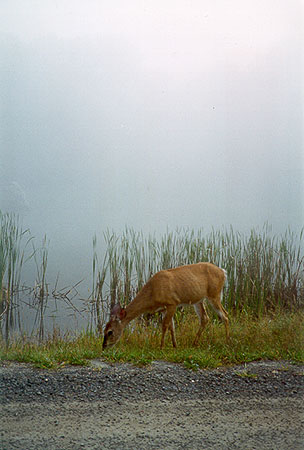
xmin=92 ymin=226 xmax=304 ymax=330
xmin=32 ymin=235 xmax=49 ymax=342
xmin=0 ymin=212 xmax=72 ymax=342
xmin=91 ymin=235 xmax=108 ymax=335
xmin=0 ymin=212 xmax=33 ymax=341
xmin=1 ymin=211 xmax=303 ymax=344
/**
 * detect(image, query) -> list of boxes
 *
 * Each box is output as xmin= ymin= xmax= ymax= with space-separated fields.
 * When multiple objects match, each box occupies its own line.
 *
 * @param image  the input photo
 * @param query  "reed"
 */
xmin=0 ymin=212 xmax=33 ymax=341
xmin=32 ymin=235 xmax=49 ymax=342
xmin=0 ymin=212 xmax=54 ymax=341
xmin=92 ymin=226 xmax=304 ymax=331
xmin=91 ymin=234 xmax=108 ymax=335
xmin=0 ymin=211 xmax=87 ymax=341
xmin=1 ymin=212 xmax=303 ymax=343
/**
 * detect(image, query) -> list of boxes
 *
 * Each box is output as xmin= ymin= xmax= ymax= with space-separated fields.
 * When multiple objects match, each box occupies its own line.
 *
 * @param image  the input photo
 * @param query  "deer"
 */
xmin=102 ymin=262 xmax=229 ymax=349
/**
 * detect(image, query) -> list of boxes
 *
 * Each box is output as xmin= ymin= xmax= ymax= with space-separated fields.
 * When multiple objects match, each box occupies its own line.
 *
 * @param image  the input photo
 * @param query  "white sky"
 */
xmin=1 ymin=0 xmax=303 ymax=282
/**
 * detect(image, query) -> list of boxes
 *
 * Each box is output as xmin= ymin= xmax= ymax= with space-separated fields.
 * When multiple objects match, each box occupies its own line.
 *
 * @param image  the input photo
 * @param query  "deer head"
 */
xmin=102 ymin=304 xmax=127 ymax=349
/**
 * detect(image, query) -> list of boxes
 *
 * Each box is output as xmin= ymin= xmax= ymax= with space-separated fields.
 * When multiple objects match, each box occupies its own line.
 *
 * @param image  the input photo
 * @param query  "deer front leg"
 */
xmin=160 ymin=306 xmax=177 ymax=348
xmin=169 ymin=318 xmax=177 ymax=348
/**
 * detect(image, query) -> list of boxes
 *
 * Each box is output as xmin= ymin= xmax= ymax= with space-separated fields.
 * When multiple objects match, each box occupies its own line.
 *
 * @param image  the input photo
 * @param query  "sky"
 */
xmin=0 ymin=0 xmax=303 ymax=285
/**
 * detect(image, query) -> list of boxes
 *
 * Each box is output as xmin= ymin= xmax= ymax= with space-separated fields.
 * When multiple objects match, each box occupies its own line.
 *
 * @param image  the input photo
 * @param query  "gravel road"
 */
xmin=1 ymin=359 xmax=303 ymax=449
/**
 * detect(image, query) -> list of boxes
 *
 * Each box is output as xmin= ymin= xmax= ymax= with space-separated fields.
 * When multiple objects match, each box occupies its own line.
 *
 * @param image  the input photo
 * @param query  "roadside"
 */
xmin=1 ymin=360 xmax=303 ymax=449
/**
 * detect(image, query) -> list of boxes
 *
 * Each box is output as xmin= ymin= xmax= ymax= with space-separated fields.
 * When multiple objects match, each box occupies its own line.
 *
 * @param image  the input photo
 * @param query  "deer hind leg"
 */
xmin=161 ymin=305 xmax=177 ymax=348
xmin=193 ymin=301 xmax=210 ymax=346
xmin=207 ymin=294 xmax=230 ymax=342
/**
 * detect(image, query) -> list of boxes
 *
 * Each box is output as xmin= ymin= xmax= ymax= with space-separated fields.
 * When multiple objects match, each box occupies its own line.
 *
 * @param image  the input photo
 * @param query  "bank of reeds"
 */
xmin=0 ymin=212 xmax=80 ymax=342
xmin=91 ymin=226 xmax=304 ymax=329
xmin=1 ymin=211 xmax=303 ymax=344
xmin=0 ymin=212 xmax=34 ymax=341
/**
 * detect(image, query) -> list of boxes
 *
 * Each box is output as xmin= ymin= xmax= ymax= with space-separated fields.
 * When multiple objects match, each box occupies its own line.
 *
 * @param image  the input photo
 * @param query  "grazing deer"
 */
xmin=102 ymin=262 xmax=229 ymax=349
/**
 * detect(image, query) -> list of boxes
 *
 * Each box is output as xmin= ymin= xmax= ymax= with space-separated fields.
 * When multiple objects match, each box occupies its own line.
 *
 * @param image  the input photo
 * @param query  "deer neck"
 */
xmin=122 ymin=287 xmax=151 ymax=325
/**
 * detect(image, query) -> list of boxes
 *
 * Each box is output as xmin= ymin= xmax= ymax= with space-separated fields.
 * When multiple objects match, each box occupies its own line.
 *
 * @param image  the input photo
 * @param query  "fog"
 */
xmin=1 ymin=0 xmax=303 ymax=287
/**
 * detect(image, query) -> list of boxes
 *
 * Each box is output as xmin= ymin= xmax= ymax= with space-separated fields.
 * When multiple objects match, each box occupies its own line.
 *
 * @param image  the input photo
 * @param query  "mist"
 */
xmin=1 ymin=0 xmax=303 ymax=287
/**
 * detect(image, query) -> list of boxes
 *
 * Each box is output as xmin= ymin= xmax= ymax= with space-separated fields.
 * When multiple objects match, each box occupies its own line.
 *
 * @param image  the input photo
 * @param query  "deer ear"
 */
xmin=119 ymin=308 xmax=127 ymax=320
xmin=110 ymin=304 xmax=127 ymax=321
xmin=110 ymin=304 xmax=122 ymax=318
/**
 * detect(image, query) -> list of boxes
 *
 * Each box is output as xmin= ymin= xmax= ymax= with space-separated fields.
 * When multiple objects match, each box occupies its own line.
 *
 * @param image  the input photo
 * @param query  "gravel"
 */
xmin=1 ymin=359 xmax=303 ymax=449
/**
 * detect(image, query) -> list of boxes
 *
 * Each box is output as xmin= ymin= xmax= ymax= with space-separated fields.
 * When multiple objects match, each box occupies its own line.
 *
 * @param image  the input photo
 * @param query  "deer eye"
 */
xmin=107 ymin=330 xmax=113 ymax=337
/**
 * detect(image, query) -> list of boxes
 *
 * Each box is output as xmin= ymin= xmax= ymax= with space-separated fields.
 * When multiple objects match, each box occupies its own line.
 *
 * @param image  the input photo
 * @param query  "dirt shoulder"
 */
xmin=1 ymin=360 xmax=303 ymax=449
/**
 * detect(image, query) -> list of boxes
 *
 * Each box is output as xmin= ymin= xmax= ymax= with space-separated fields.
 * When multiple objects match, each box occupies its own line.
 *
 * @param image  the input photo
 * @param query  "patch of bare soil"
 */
xmin=1 ymin=360 xmax=303 ymax=449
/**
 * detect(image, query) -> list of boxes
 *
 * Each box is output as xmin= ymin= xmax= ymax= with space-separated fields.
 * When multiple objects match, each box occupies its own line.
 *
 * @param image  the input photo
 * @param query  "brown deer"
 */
xmin=102 ymin=262 xmax=229 ymax=349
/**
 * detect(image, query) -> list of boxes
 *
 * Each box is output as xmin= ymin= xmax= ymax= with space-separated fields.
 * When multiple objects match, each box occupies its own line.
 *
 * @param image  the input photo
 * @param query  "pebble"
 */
xmin=0 ymin=360 xmax=303 ymax=405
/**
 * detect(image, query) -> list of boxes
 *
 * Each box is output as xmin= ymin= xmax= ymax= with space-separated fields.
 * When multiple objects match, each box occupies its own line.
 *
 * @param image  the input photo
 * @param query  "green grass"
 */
xmin=1 ymin=312 xmax=303 ymax=369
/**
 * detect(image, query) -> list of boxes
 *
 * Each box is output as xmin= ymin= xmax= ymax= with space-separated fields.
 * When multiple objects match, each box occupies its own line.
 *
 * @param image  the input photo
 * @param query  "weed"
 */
xmin=235 ymin=371 xmax=258 ymax=379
